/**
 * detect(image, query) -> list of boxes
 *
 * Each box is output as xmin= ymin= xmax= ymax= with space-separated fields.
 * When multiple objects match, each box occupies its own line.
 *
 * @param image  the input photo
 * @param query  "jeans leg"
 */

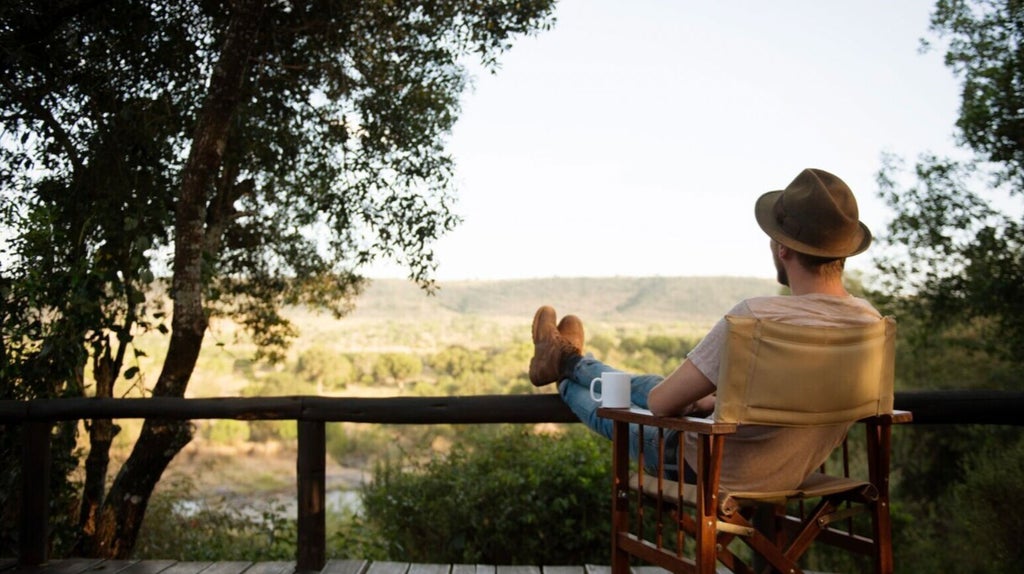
xmin=559 ymin=356 xmax=679 ymax=478
xmin=568 ymin=356 xmax=663 ymax=408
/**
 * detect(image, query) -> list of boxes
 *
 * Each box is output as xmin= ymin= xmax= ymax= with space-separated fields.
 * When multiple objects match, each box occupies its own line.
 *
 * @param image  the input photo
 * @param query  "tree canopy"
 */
xmin=874 ymin=0 xmax=1024 ymax=369
xmin=873 ymin=1 xmax=1024 ymax=568
xmin=1 ymin=0 xmax=556 ymax=556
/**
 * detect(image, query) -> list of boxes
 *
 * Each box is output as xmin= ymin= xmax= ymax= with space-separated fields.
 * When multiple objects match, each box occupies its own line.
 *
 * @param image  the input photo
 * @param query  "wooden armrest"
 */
xmin=892 ymin=409 xmax=913 ymax=423
xmin=857 ymin=410 xmax=914 ymax=425
xmin=598 ymin=406 xmax=738 ymax=434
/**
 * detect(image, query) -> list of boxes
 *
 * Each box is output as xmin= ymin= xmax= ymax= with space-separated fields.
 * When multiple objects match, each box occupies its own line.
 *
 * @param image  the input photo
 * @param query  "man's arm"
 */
xmin=647 ymin=359 xmax=716 ymax=416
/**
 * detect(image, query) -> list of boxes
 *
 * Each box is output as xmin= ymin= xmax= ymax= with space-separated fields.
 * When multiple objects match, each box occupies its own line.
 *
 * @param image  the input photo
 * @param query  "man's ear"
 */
xmin=776 ymin=243 xmax=793 ymax=260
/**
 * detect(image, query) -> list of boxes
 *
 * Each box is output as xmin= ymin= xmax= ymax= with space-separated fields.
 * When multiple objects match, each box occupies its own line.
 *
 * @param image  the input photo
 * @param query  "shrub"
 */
xmin=890 ymin=427 xmax=1024 ymax=573
xmin=943 ymin=433 xmax=1024 ymax=572
xmin=205 ymin=419 xmax=251 ymax=444
xmin=296 ymin=346 xmax=352 ymax=390
xmin=326 ymin=422 xmax=398 ymax=467
xmin=327 ymin=509 xmax=389 ymax=560
xmin=361 ymin=425 xmax=611 ymax=565
xmin=373 ymin=353 xmax=423 ymax=387
xmin=134 ymin=476 xmax=296 ymax=561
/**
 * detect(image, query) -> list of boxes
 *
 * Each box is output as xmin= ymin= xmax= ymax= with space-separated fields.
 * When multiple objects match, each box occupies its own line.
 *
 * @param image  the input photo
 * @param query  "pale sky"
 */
xmin=371 ymin=0 xmax=963 ymax=283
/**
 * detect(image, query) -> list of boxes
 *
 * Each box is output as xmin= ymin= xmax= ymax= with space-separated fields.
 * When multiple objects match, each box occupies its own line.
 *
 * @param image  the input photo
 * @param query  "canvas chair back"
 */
xmin=714 ymin=315 xmax=897 ymax=426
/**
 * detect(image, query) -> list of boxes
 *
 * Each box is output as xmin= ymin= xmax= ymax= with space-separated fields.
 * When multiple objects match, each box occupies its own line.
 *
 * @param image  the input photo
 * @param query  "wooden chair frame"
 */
xmin=601 ymin=408 xmax=911 ymax=574
xmin=599 ymin=316 xmax=911 ymax=574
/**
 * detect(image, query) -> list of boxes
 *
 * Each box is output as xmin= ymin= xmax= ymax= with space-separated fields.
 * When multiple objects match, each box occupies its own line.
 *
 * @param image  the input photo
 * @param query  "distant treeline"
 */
xmin=349 ymin=276 xmax=780 ymax=323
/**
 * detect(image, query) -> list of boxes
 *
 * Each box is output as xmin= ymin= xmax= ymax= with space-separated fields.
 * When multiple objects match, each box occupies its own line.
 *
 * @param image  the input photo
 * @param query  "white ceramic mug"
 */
xmin=590 ymin=371 xmax=631 ymax=408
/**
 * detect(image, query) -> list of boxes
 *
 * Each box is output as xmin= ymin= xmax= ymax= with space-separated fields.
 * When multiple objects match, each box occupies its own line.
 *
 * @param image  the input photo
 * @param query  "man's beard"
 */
xmin=774 ymin=255 xmax=789 ymax=287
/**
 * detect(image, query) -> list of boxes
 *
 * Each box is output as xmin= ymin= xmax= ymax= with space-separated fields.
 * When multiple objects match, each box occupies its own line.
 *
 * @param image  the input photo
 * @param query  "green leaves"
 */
xmin=361 ymin=425 xmax=611 ymax=565
xmin=929 ymin=0 xmax=1024 ymax=188
xmin=1 ymin=0 xmax=557 ymax=555
xmin=873 ymin=1 xmax=1024 ymax=367
xmin=875 ymin=152 xmax=1024 ymax=372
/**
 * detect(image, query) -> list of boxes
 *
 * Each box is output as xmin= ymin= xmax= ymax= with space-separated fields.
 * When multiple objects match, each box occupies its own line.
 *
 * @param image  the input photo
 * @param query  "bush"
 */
xmin=890 ymin=427 xmax=1024 ymax=573
xmin=134 ymin=476 xmax=296 ymax=561
xmin=327 ymin=509 xmax=389 ymax=560
xmin=205 ymin=419 xmax=251 ymax=444
xmin=361 ymin=425 xmax=611 ymax=565
xmin=943 ymin=433 xmax=1024 ymax=573
xmin=296 ymin=346 xmax=352 ymax=390
xmin=326 ymin=422 xmax=399 ymax=467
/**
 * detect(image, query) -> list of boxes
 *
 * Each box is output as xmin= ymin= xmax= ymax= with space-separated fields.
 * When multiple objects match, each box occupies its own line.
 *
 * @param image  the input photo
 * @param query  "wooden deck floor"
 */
xmin=0 ymin=559 xmax=676 ymax=574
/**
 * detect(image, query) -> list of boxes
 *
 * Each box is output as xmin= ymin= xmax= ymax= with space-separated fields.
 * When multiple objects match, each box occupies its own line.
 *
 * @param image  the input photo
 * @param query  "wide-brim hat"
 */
xmin=755 ymin=168 xmax=872 ymax=258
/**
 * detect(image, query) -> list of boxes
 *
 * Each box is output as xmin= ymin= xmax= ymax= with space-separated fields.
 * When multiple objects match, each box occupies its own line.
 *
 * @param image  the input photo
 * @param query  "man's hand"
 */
xmin=691 ymin=394 xmax=716 ymax=417
xmin=648 ymin=359 xmax=716 ymax=416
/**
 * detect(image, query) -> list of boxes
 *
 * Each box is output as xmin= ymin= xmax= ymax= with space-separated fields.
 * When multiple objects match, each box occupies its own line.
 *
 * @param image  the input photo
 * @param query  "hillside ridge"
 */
xmin=351 ymin=276 xmax=780 ymax=324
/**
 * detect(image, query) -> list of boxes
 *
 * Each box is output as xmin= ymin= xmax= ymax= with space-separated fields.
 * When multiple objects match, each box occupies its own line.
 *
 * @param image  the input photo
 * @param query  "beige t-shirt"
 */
xmin=684 ymin=294 xmax=883 ymax=492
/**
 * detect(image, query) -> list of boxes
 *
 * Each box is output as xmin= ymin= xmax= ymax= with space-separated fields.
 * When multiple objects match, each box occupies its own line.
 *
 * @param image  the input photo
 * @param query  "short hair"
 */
xmin=794 ymin=251 xmax=846 ymax=277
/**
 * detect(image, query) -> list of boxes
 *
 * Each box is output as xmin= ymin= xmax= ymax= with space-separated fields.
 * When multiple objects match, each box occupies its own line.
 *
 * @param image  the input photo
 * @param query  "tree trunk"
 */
xmin=76 ymin=353 xmax=120 ymax=555
xmin=86 ymin=0 xmax=266 ymax=557
xmin=76 ymin=417 xmax=117 ymax=553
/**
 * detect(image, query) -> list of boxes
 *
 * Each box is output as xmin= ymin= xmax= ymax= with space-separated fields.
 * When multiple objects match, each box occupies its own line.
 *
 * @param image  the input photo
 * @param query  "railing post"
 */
xmin=21 ymin=420 xmax=51 ymax=565
xmin=296 ymin=419 xmax=325 ymax=572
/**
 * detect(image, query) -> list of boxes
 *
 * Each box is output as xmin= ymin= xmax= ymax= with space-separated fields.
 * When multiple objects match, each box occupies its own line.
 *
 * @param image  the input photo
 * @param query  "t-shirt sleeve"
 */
xmin=686 ymin=301 xmax=751 ymax=386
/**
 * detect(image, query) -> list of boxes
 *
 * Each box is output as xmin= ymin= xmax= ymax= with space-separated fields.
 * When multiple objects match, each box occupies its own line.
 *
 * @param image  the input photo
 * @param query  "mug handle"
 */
xmin=590 ymin=377 xmax=602 ymax=402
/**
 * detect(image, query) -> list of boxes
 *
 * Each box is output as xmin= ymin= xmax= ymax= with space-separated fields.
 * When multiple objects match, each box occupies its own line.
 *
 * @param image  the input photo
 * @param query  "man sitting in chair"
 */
xmin=529 ymin=168 xmax=882 ymax=492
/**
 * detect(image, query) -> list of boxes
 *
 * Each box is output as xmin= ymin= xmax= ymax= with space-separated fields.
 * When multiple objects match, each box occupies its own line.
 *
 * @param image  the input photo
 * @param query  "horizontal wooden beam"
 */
xmin=0 ymin=391 xmax=1021 ymax=425
xmin=0 ymin=394 xmax=579 ymax=424
xmin=893 ymin=390 xmax=1024 ymax=425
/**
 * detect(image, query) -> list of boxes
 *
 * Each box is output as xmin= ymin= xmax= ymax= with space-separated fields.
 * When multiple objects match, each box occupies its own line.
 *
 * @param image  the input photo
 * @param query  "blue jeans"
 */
xmin=558 ymin=356 xmax=685 ymax=480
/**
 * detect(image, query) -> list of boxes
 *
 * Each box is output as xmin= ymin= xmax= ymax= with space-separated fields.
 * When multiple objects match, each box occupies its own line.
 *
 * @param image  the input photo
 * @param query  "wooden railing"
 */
xmin=1 ymin=390 xmax=1022 ymax=570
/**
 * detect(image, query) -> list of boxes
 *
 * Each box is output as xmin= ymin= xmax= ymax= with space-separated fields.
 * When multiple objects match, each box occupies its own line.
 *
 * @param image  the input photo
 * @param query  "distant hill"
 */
xmin=350 ymin=276 xmax=780 ymax=324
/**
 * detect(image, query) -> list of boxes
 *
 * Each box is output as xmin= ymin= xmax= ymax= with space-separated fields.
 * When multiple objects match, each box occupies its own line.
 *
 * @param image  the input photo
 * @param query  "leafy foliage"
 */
xmin=134 ymin=476 xmax=297 ymax=561
xmin=874 ymin=154 xmax=1024 ymax=365
xmin=874 ymin=0 xmax=1024 ymax=367
xmin=1 ymin=0 xmax=556 ymax=555
xmin=889 ymin=427 xmax=1024 ymax=573
xmin=869 ymin=1 xmax=1024 ymax=570
xmin=926 ymin=0 xmax=1024 ymax=188
xmin=944 ymin=432 xmax=1024 ymax=572
xmin=361 ymin=425 xmax=611 ymax=565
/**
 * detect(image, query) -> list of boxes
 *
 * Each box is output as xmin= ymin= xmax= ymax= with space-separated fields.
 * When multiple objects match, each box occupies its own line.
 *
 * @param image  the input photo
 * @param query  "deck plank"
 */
xmin=83 ymin=561 xmax=140 ymax=574
xmin=196 ymin=562 xmax=252 ymax=574
xmin=116 ymin=560 xmax=179 ymax=574
xmin=494 ymin=567 xmax=539 ymax=574
xmin=450 ymin=565 xmax=492 ymax=574
xmin=240 ymin=563 xmax=293 ymax=574
xmin=148 ymin=562 xmax=213 ymax=574
xmin=321 ymin=561 xmax=369 ymax=574
xmin=406 ymin=565 xmax=448 ymax=574
xmin=6 ymin=558 xmax=105 ymax=574
xmin=0 ymin=562 xmax=678 ymax=574
xmin=364 ymin=563 xmax=409 ymax=574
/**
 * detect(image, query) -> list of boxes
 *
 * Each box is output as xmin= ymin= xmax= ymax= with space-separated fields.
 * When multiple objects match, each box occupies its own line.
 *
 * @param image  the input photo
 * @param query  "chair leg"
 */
xmin=695 ymin=506 xmax=717 ymax=574
xmin=695 ymin=434 xmax=725 ymax=574
xmin=872 ymin=499 xmax=894 ymax=574
xmin=867 ymin=420 xmax=895 ymax=574
xmin=610 ymin=420 xmax=632 ymax=574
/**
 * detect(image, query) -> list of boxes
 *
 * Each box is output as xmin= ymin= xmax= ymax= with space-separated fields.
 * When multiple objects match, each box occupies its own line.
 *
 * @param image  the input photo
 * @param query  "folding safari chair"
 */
xmin=599 ymin=315 xmax=911 ymax=574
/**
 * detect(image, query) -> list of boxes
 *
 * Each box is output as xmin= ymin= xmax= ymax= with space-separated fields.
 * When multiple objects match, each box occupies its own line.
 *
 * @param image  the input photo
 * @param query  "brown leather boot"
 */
xmin=558 ymin=314 xmax=585 ymax=356
xmin=529 ymin=306 xmax=582 ymax=386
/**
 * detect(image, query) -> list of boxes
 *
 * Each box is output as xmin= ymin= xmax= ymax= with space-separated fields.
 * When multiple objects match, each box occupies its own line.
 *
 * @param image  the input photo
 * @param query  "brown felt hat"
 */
xmin=755 ymin=168 xmax=872 ymax=258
